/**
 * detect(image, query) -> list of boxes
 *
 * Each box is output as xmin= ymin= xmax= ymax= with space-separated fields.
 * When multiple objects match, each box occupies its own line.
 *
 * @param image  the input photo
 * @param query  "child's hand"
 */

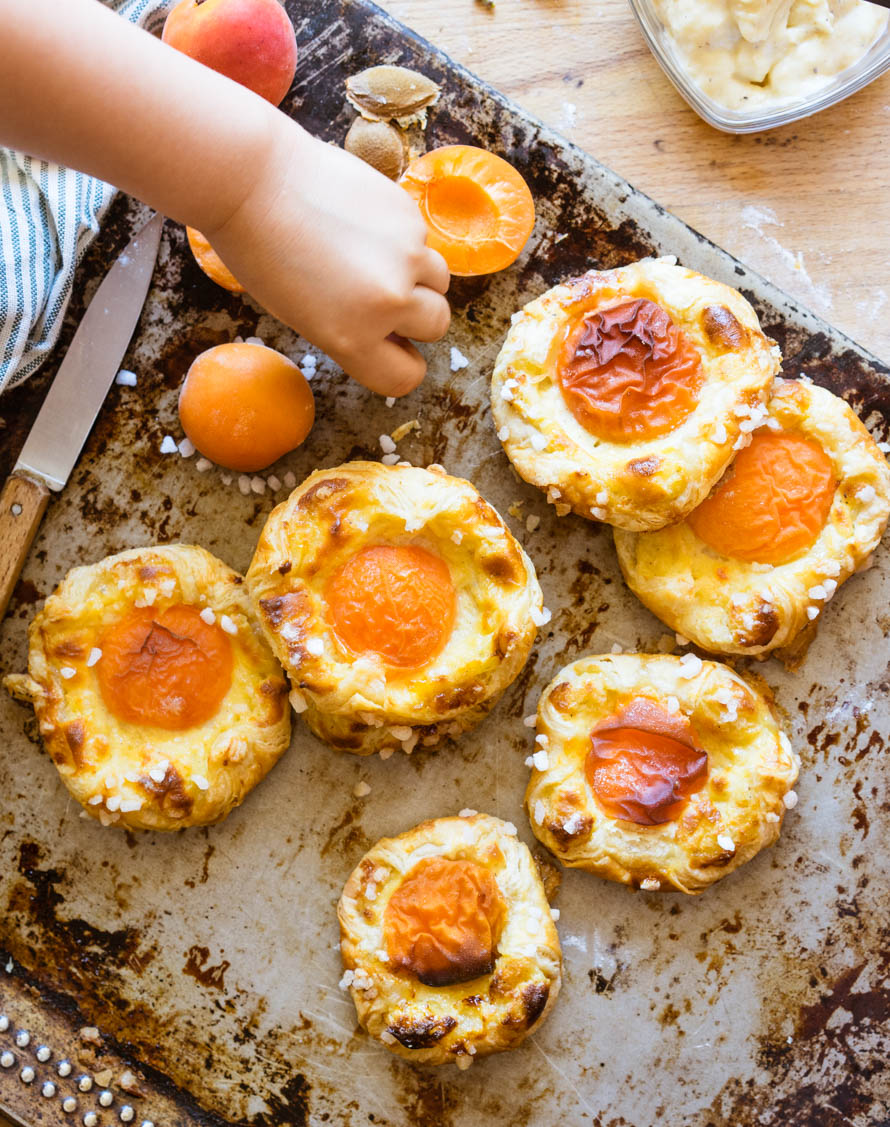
xmin=205 ymin=120 xmax=451 ymax=397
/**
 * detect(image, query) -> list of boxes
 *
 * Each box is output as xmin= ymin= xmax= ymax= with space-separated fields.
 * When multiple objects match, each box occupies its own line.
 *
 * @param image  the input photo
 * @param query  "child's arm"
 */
xmin=0 ymin=0 xmax=450 ymax=396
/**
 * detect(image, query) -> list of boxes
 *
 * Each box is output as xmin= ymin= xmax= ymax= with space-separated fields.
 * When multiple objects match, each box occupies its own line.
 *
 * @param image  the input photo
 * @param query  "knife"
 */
xmin=0 ymin=211 xmax=164 ymax=620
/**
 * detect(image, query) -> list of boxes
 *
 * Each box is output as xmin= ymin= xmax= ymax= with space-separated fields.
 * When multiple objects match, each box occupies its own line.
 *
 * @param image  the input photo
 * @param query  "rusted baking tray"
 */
xmin=1 ymin=2 xmax=889 ymax=1125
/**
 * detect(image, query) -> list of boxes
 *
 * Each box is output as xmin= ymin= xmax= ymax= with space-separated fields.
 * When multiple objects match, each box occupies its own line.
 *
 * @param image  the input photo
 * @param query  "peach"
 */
xmin=162 ymin=0 xmax=298 ymax=106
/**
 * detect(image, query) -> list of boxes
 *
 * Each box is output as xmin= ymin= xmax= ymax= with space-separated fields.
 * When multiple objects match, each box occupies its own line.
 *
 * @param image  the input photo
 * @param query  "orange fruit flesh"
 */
xmin=324 ymin=545 xmax=456 ymax=670
xmin=687 ymin=430 xmax=837 ymax=565
xmin=384 ymin=856 xmax=506 ymax=987
xmin=585 ymin=697 xmax=708 ymax=826
xmin=186 ymin=227 xmax=245 ymax=294
xmin=400 ymin=144 xmax=535 ymax=276
xmin=558 ymin=297 xmax=704 ymax=443
xmin=96 ymin=604 xmax=233 ymax=730
xmin=178 ymin=342 xmax=315 ymax=473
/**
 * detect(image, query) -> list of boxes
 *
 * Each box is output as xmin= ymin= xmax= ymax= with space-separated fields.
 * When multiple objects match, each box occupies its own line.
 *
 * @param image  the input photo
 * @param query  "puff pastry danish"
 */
xmin=338 ymin=812 xmax=562 ymax=1067
xmin=246 ymin=461 xmax=543 ymax=756
xmin=526 ymin=653 xmax=799 ymax=894
xmin=3 ymin=545 xmax=290 ymax=831
xmin=614 ymin=379 xmax=890 ymax=656
xmin=491 ymin=257 xmax=781 ymax=530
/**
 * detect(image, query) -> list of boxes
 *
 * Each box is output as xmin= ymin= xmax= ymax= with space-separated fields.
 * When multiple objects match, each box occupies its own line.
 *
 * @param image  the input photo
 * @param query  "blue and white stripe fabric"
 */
xmin=0 ymin=0 xmax=169 ymax=395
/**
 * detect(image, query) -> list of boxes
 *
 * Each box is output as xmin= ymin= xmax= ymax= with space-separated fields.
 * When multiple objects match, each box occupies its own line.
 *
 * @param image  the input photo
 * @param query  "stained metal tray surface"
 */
xmin=1 ymin=2 xmax=888 ymax=1125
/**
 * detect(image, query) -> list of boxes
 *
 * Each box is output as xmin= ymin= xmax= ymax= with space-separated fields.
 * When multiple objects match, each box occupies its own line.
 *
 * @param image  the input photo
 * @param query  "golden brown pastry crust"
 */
xmin=614 ymin=379 xmax=890 ymax=656
xmin=337 ymin=813 xmax=562 ymax=1067
xmin=245 ymin=462 xmax=543 ymax=756
xmin=490 ymin=257 xmax=781 ymax=531
xmin=525 ymin=654 xmax=799 ymax=894
xmin=3 ymin=544 xmax=290 ymax=831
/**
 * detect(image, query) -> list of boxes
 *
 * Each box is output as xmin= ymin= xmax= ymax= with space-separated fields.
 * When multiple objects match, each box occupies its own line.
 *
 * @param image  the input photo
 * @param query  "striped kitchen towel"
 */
xmin=0 ymin=0 xmax=170 ymax=396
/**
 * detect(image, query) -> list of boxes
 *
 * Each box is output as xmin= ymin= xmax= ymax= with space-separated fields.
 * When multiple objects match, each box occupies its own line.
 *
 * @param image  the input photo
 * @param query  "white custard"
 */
xmin=653 ymin=0 xmax=887 ymax=110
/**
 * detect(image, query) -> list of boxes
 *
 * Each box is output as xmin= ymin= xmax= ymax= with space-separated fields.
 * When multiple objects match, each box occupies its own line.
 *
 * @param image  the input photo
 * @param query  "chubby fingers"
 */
xmin=392 ymin=285 xmax=451 ymax=343
xmin=343 ymin=333 xmax=427 ymax=398
xmin=418 ymin=246 xmax=450 ymax=295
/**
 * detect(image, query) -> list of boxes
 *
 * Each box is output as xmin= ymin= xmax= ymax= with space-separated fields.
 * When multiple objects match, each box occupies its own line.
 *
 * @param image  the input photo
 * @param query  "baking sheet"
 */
xmin=1 ymin=1 xmax=889 ymax=1124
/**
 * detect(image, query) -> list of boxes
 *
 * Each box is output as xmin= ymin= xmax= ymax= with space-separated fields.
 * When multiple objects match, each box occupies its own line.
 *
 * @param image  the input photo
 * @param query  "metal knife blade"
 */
xmin=13 ymin=211 xmax=164 ymax=490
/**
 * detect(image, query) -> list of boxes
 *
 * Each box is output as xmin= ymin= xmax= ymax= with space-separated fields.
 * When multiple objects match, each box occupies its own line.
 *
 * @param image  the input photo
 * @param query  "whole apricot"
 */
xmin=178 ymin=342 xmax=315 ymax=472
xmin=162 ymin=0 xmax=298 ymax=106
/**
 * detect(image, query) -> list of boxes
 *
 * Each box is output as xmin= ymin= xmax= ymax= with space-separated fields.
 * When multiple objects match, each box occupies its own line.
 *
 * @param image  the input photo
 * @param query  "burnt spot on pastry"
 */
xmin=546 ymin=798 xmax=593 ymax=847
xmin=495 ymin=627 xmax=518 ymax=658
xmin=462 ymin=994 xmax=484 ymax=1008
xmin=701 ymin=304 xmax=748 ymax=351
xmin=433 ymin=682 xmax=486 ymax=713
xmin=520 ymin=981 xmax=550 ymax=1028
xmin=386 ymin=1013 xmax=457 ymax=1050
xmin=297 ymin=477 xmax=351 ymax=510
xmin=277 ymin=560 xmax=292 ymax=575
xmin=626 ymin=456 xmax=660 ymax=477
xmin=737 ymin=599 xmax=781 ymax=648
xmin=482 ymin=553 xmax=521 ymax=584
xmin=53 ymin=639 xmax=85 ymax=660
xmin=64 ymin=720 xmax=86 ymax=767
xmin=139 ymin=765 xmax=194 ymax=819
xmin=137 ymin=565 xmax=171 ymax=582
xmin=548 ymin=681 xmax=575 ymax=714
xmin=259 ymin=591 xmax=309 ymax=633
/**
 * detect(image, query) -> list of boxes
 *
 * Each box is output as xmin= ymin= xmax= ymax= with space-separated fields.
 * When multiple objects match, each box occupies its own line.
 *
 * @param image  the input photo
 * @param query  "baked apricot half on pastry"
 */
xmin=3 ymin=545 xmax=290 ymax=831
xmin=400 ymin=145 xmax=535 ymax=276
xmin=525 ymin=654 xmax=799 ymax=894
xmin=338 ymin=812 xmax=562 ymax=1067
xmin=246 ymin=462 xmax=543 ymax=755
xmin=614 ymin=379 xmax=890 ymax=657
xmin=491 ymin=257 xmax=781 ymax=531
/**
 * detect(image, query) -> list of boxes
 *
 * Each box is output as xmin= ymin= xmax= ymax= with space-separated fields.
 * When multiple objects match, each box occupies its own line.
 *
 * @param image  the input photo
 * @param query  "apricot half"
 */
xmin=186 ymin=227 xmax=245 ymax=294
xmin=162 ymin=0 xmax=298 ymax=106
xmin=178 ymin=342 xmax=314 ymax=472
xmin=400 ymin=144 xmax=535 ymax=276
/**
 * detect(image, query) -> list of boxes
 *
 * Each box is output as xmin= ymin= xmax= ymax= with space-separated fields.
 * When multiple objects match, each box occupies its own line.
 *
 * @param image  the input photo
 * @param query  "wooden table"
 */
xmin=382 ymin=0 xmax=890 ymax=362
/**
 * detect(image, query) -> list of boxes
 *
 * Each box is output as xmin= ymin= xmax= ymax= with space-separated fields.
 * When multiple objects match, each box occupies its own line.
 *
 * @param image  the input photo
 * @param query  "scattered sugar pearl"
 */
xmin=857 ymin=484 xmax=876 ymax=503
xmin=389 ymin=725 xmax=412 ymax=741
xmin=267 ymin=474 xmax=282 ymax=492
xmin=193 ymin=775 xmax=209 ymax=791
xmin=530 ymin=606 xmax=552 ymax=628
xmin=148 ymin=766 xmax=167 ymax=784
xmin=497 ymin=426 xmax=510 ymax=442
xmin=379 ymin=434 xmax=397 ymax=454
xmin=379 ymin=747 xmax=394 ymax=760
xmin=284 ymin=471 xmax=297 ymax=489
xmin=195 ymin=457 xmax=213 ymax=473
xmin=199 ymin=607 xmax=216 ymax=626
xmin=450 ymin=346 xmax=469 ymax=371
xmin=533 ymin=799 xmax=545 ymax=823
xmin=60 ymin=666 xmax=76 ymax=679
xmin=88 ymin=795 xmax=103 ymax=806
xmin=459 ymin=808 xmax=478 ymax=818
xmin=712 ymin=421 xmax=727 ymax=444
xmin=550 ymin=908 xmax=560 ymax=921
xmin=159 ymin=435 xmax=177 ymax=454
xmin=305 ymin=637 xmax=324 ymax=656
xmin=385 ymin=396 xmax=396 ymax=408
xmin=877 ymin=441 xmax=890 ymax=454
xmin=610 ymin=643 xmax=623 ymax=654
xmin=783 ymin=790 xmax=799 ymax=809
xmin=85 ymin=648 xmax=102 ymax=667
xmin=381 ymin=452 xmax=399 ymax=466
xmin=640 ymin=877 xmax=661 ymax=891
xmin=523 ymin=714 xmax=537 ymax=728
xmin=679 ymin=653 xmax=703 ymax=678
xmin=717 ymin=833 xmax=735 ymax=852
xmin=503 ymin=821 xmax=518 ymax=836
xmin=675 ymin=633 xmax=689 ymax=646
xmin=532 ymin=749 xmax=549 ymax=770
xmin=665 ymin=695 xmax=680 ymax=714
xmin=119 ymin=798 xmax=143 ymax=813
xmin=250 ymin=475 xmax=265 ymax=494
xmin=115 ymin=369 xmax=137 ymax=387
xmin=765 ymin=812 xmax=780 ymax=823
xmin=529 ymin=432 xmax=547 ymax=451
xmin=806 ymin=606 xmax=819 ymax=620
xmin=591 ymin=506 xmax=606 ymax=520
xmin=823 ymin=578 xmax=838 ymax=597
xmin=238 ymin=475 xmax=251 ymax=495
xmin=178 ymin=437 xmax=195 ymax=457
xmin=219 ymin=614 xmax=237 ymax=635
xmin=353 ymin=781 xmax=371 ymax=798
xmin=808 ymin=584 xmax=827 ymax=601
xmin=526 ymin=514 xmax=540 ymax=532
xmin=105 ymin=795 xmax=121 ymax=813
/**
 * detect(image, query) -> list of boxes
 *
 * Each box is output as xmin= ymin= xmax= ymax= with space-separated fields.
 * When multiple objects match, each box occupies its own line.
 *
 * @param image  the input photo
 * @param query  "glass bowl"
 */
xmin=628 ymin=0 xmax=890 ymax=133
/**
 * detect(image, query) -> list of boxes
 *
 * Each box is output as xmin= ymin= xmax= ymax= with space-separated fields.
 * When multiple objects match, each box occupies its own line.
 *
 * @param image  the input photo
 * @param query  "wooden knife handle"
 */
xmin=0 ymin=473 xmax=50 ymax=620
